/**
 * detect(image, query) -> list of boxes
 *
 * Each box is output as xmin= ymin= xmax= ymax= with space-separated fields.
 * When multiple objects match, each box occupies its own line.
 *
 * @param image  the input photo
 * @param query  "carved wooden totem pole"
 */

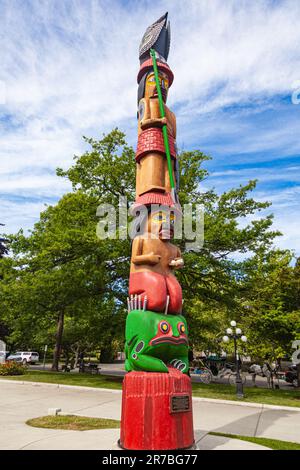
xmin=119 ymin=13 xmax=195 ymax=450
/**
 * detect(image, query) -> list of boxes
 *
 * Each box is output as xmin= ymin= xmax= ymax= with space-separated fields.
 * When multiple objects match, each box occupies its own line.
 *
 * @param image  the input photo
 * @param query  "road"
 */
xmin=29 ymin=363 xmax=293 ymax=390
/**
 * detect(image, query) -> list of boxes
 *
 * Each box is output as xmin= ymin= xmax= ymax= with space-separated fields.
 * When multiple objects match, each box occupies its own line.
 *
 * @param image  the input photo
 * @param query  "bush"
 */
xmin=0 ymin=361 xmax=26 ymax=376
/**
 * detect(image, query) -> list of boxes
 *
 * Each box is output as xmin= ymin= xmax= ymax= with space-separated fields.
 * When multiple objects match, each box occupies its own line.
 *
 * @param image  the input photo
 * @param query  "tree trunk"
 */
xmin=100 ymin=343 xmax=114 ymax=363
xmin=51 ymin=310 xmax=64 ymax=371
xmin=74 ymin=344 xmax=80 ymax=368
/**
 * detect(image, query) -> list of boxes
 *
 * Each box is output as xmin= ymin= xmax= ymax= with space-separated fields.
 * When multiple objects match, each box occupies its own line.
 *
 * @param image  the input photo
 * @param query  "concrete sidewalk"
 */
xmin=0 ymin=380 xmax=299 ymax=450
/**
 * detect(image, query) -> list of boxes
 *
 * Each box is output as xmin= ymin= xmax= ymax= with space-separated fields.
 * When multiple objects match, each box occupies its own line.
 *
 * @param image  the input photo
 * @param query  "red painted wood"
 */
xmin=137 ymin=58 xmax=174 ymax=86
xmin=135 ymin=128 xmax=176 ymax=162
xmin=120 ymin=368 xmax=194 ymax=450
xmin=134 ymin=191 xmax=175 ymax=207
xmin=129 ymin=271 xmax=182 ymax=314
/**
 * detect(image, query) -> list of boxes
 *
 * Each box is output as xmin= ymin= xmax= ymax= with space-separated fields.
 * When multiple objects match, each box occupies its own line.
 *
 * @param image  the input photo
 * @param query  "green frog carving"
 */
xmin=125 ymin=309 xmax=189 ymax=374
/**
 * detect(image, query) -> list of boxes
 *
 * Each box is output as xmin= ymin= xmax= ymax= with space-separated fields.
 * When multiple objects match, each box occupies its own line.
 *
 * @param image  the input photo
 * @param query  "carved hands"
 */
xmin=140 ymin=116 xmax=167 ymax=130
xmin=132 ymin=252 xmax=161 ymax=266
xmin=169 ymin=258 xmax=184 ymax=269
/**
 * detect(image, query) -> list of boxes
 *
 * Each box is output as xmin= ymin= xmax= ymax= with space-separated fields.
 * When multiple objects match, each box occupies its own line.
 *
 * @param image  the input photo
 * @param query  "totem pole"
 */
xmin=119 ymin=13 xmax=195 ymax=450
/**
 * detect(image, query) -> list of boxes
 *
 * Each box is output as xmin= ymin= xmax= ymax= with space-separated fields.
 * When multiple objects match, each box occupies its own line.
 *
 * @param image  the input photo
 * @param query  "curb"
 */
xmin=192 ymin=396 xmax=300 ymax=412
xmin=0 ymin=379 xmax=122 ymax=394
xmin=1 ymin=378 xmax=300 ymax=412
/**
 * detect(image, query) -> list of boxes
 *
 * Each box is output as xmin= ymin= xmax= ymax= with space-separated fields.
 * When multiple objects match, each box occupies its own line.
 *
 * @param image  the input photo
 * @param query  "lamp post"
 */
xmin=222 ymin=320 xmax=247 ymax=399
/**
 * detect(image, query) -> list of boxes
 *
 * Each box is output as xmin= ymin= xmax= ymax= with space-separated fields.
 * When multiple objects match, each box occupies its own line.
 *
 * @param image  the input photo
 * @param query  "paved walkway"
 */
xmin=0 ymin=380 xmax=299 ymax=450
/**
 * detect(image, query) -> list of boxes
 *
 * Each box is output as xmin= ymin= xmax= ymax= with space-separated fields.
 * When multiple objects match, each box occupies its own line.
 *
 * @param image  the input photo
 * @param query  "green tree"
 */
xmin=57 ymin=129 xmax=280 ymax=352
xmin=0 ymin=129 xmax=291 ymax=369
xmin=239 ymin=250 xmax=300 ymax=380
xmin=0 ymin=191 xmax=125 ymax=370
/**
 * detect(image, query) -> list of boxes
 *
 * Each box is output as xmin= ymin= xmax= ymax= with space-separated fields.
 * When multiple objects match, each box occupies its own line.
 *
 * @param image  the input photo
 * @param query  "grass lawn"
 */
xmin=0 ymin=370 xmax=123 ymax=389
xmin=209 ymin=432 xmax=300 ymax=450
xmin=26 ymin=415 xmax=120 ymax=431
xmin=1 ymin=370 xmax=300 ymax=408
xmin=192 ymin=382 xmax=300 ymax=408
xmin=25 ymin=414 xmax=300 ymax=449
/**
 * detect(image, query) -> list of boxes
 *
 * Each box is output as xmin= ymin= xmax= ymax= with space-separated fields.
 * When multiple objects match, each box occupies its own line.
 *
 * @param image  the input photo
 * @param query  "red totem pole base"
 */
xmin=120 ymin=368 xmax=194 ymax=450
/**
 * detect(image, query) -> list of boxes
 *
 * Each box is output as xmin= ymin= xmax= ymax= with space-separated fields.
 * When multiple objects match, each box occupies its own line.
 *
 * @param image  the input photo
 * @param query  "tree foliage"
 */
xmin=0 ymin=129 xmax=298 ymax=368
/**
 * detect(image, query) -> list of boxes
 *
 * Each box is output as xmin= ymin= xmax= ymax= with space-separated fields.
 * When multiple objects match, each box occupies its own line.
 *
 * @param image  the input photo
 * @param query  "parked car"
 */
xmin=6 ymin=354 xmax=23 ymax=363
xmin=285 ymin=365 xmax=298 ymax=387
xmin=7 ymin=351 xmax=39 ymax=365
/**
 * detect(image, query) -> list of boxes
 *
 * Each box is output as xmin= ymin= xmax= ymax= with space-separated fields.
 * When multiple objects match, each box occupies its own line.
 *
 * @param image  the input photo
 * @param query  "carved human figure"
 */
xmin=138 ymin=70 xmax=176 ymax=137
xmin=135 ymin=63 xmax=178 ymax=198
xmin=129 ymin=207 xmax=183 ymax=314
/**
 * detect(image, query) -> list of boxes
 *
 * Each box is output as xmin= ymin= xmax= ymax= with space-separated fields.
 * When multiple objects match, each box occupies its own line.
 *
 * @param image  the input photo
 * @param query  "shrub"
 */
xmin=0 ymin=361 xmax=26 ymax=376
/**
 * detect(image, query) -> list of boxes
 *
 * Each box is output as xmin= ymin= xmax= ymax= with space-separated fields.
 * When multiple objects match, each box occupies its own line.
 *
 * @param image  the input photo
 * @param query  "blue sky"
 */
xmin=0 ymin=0 xmax=299 ymax=255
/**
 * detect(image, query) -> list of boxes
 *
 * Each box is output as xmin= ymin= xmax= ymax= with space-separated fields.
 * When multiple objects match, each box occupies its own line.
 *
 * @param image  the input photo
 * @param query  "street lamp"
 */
xmin=222 ymin=321 xmax=247 ymax=399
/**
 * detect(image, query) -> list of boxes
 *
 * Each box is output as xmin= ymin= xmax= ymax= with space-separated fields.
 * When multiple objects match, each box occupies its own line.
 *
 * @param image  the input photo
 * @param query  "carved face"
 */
xmin=150 ymin=320 xmax=188 ymax=346
xmin=147 ymin=209 xmax=175 ymax=240
xmin=144 ymin=71 xmax=169 ymax=102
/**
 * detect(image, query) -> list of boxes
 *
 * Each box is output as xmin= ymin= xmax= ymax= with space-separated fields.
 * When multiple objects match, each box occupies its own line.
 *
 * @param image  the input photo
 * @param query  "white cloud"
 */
xmin=210 ymin=167 xmax=300 ymax=186
xmin=0 ymin=0 xmax=299 ymax=255
xmin=0 ymin=198 xmax=49 ymax=234
xmin=170 ymin=0 xmax=300 ymax=105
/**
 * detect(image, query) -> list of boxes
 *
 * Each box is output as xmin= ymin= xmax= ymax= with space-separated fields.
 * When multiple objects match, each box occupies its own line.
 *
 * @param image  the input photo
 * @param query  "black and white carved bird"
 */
xmin=139 ymin=12 xmax=171 ymax=65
